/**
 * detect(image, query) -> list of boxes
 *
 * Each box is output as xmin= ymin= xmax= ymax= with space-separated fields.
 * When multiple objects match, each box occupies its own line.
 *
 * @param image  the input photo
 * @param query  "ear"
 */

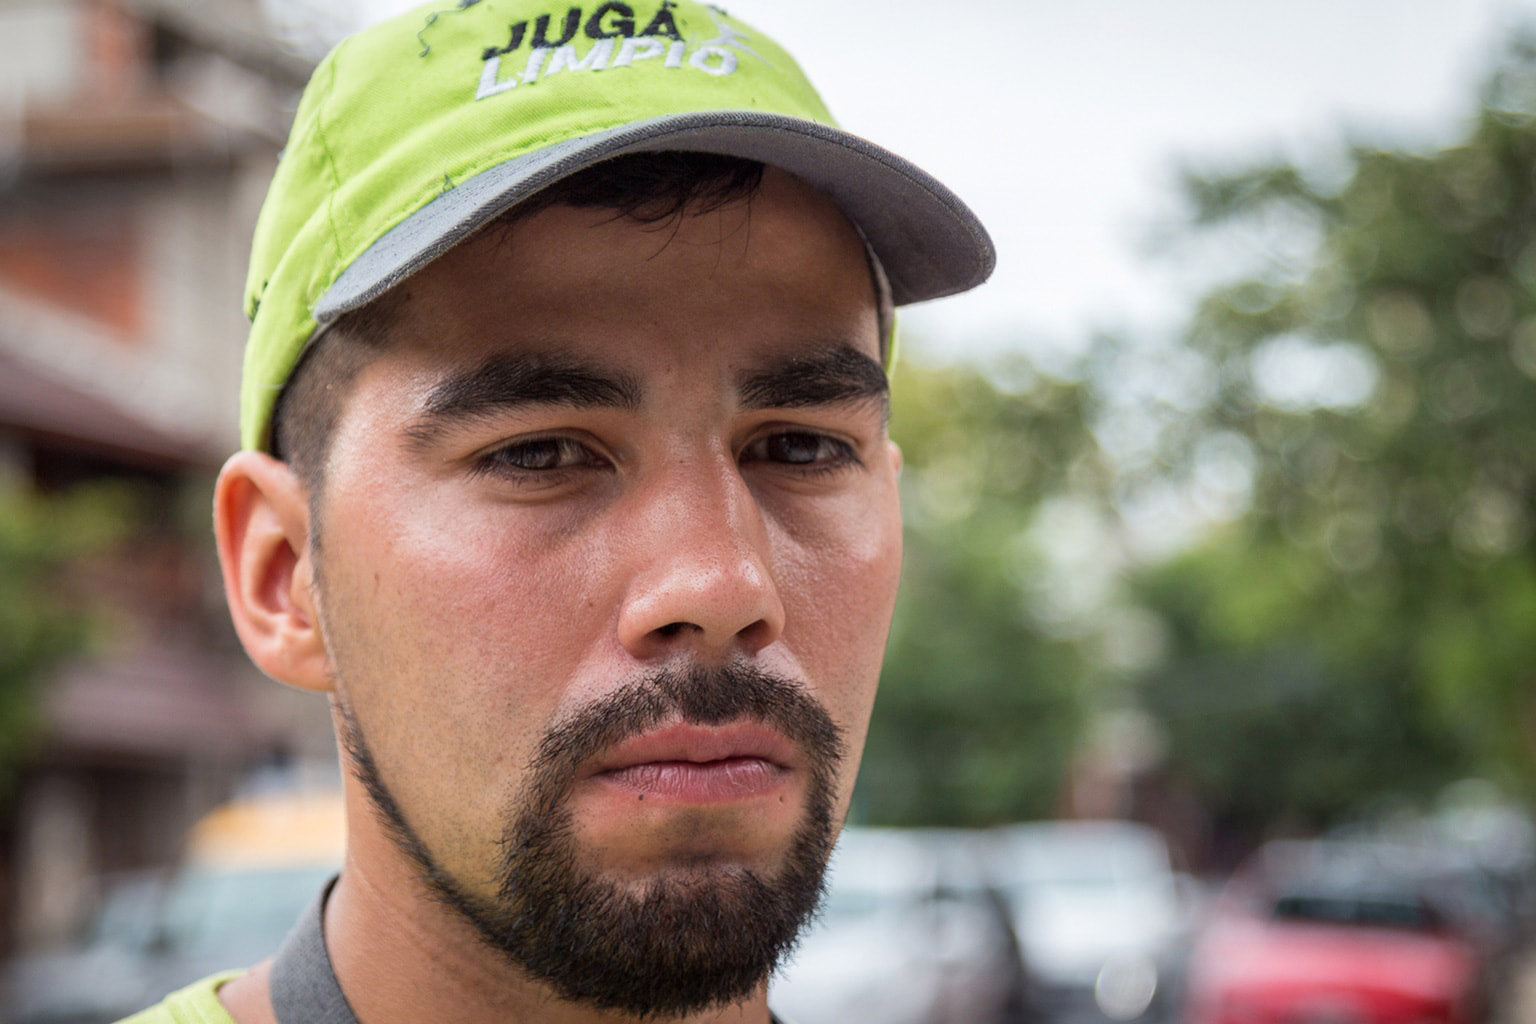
xmin=213 ymin=450 xmax=333 ymax=693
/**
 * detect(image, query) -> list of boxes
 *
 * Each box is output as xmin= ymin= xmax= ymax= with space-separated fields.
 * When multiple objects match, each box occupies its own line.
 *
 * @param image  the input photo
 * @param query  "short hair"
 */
xmin=270 ymin=152 xmax=890 ymax=500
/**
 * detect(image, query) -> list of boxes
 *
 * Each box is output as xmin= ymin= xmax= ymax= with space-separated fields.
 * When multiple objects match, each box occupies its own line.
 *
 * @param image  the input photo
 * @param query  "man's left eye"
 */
xmin=742 ymin=432 xmax=857 ymax=469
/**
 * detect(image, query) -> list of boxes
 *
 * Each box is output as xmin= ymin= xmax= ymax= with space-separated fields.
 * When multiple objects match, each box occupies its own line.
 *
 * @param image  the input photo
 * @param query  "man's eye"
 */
xmin=481 ymin=437 xmax=595 ymax=473
xmin=743 ymin=432 xmax=858 ymax=469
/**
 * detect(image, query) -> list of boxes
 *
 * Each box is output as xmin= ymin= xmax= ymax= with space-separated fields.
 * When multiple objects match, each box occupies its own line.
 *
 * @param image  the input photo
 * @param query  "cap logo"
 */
xmin=474 ymin=3 xmax=759 ymax=99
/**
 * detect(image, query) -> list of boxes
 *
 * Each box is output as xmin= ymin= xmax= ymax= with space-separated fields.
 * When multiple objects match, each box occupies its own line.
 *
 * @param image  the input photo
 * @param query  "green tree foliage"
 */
xmin=1134 ymin=35 xmax=1536 ymax=825
xmin=0 ymin=484 xmax=128 ymax=797
xmin=854 ymin=356 xmax=1101 ymax=825
xmin=1138 ymin=535 xmax=1472 ymax=833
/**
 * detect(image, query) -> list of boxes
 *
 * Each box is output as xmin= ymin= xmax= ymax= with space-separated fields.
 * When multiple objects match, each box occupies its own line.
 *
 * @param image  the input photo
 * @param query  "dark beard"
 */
xmin=337 ymin=664 xmax=845 ymax=1019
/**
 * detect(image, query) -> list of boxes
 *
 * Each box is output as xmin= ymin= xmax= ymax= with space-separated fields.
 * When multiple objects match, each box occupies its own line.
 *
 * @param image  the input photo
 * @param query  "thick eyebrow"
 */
xmin=404 ymin=354 xmax=641 ymax=448
xmin=736 ymin=345 xmax=890 ymax=415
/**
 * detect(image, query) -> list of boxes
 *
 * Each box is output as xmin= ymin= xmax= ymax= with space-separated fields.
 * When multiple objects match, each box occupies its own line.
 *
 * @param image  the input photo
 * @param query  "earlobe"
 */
xmin=213 ymin=451 xmax=333 ymax=693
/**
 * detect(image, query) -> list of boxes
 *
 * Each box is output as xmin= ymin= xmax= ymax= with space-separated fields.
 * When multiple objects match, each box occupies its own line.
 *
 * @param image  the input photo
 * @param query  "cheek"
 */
xmin=773 ymin=484 xmax=902 ymax=732
xmin=316 ymin=491 xmax=616 ymax=832
xmin=358 ymin=491 xmax=611 ymax=671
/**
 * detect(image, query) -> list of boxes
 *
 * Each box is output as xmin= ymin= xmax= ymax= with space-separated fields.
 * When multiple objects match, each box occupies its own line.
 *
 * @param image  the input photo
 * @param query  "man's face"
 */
xmin=307 ymin=169 xmax=902 ymax=1011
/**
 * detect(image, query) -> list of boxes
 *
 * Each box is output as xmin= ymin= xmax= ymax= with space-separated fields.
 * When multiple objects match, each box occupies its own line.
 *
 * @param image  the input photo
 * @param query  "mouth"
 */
xmin=584 ymin=721 xmax=799 ymax=804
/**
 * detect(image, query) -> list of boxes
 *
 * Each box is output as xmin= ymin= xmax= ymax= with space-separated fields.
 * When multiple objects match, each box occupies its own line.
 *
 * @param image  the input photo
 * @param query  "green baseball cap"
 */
xmin=241 ymin=0 xmax=995 ymax=451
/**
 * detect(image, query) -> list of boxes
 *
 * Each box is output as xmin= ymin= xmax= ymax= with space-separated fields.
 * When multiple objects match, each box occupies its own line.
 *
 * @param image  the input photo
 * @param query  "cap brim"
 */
xmin=315 ymin=110 xmax=995 ymax=324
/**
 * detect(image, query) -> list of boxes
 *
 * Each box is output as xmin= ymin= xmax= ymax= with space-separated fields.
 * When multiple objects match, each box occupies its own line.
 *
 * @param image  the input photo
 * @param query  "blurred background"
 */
xmin=7 ymin=0 xmax=1536 ymax=1021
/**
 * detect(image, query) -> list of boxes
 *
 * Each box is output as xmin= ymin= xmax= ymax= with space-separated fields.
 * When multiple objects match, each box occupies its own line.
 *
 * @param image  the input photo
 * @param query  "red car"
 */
xmin=1183 ymin=842 xmax=1488 ymax=1024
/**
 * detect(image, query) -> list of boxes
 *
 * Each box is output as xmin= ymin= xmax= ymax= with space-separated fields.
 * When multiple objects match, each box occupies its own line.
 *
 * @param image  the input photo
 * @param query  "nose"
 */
xmin=615 ymin=455 xmax=785 ymax=662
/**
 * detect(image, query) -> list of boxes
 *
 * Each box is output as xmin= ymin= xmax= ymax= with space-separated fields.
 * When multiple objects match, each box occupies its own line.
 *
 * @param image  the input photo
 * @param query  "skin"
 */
xmin=212 ymin=168 xmax=903 ymax=1024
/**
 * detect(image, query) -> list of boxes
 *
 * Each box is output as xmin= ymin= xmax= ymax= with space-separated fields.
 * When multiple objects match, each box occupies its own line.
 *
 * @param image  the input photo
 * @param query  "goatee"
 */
xmin=338 ymin=663 xmax=844 ymax=1018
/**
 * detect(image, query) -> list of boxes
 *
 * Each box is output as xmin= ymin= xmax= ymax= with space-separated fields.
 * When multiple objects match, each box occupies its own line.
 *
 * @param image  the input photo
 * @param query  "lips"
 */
xmin=584 ymin=721 xmax=799 ymax=803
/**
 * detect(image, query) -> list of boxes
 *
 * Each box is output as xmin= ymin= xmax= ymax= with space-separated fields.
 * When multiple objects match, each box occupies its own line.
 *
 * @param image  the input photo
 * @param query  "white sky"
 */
xmin=280 ymin=0 xmax=1536 ymax=362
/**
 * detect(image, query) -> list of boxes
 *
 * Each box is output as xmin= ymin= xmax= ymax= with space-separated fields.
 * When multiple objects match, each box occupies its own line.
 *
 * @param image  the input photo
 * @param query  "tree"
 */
xmin=1131 ymin=33 xmax=1536 ymax=825
xmin=854 ymin=355 xmax=1104 ymax=825
xmin=0 ymin=483 xmax=128 ymax=799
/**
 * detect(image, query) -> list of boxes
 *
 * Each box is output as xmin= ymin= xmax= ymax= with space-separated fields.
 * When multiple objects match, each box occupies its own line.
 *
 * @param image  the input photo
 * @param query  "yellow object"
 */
xmin=185 ymin=791 xmax=345 ymax=870
xmin=115 ymin=971 xmax=242 ymax=1024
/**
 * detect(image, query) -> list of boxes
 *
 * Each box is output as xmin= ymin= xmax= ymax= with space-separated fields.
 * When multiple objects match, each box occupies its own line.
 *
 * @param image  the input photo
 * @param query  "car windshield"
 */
xmin=158 ymin=865 xmax=336 ymax=948
xmin=1009 ymin=848 xmax=1168 ymax=896
xmin=84 ymin=874 xmax=168 ymax=949
xmin=997 ymin=825 xmax=1172 ymax=891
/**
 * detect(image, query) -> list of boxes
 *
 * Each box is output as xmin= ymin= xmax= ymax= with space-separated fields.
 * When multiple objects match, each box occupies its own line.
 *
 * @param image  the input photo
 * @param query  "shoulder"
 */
xmin=116 ymin=971 xmax=245 ymax=1024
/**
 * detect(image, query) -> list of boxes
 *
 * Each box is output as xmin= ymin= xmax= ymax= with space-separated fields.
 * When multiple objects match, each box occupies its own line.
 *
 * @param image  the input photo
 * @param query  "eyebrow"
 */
xmin=737 ymin=345 xmax=890 ymax=414
xmin=404 ymin=354 xmax=641 ymax=447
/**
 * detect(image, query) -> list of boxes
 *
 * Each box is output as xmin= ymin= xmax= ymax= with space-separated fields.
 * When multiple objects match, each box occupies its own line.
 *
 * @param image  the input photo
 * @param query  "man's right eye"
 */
xmin=477 ymin=436 xmax=597 ymax=475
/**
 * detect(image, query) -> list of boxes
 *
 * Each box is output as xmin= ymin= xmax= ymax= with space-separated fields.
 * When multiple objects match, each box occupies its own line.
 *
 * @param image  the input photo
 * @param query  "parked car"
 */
xmin=770 ymin=826 xmax=1028 ymax=1024
xmin=1332 ymin=817 xmax=1536 ymax=988
xmin=2 ymin=790 xmax=344 ymax=1024
xmin=1182 ymin=840 xmax=1490 ymax=1024
xmin=987 ymin=820 xmax=1192 ymax=1024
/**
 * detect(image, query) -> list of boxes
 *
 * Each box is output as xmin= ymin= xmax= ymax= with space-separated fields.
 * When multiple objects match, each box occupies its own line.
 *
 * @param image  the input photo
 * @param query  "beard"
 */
xmin=336 ymin=663 xmax=845 ymax=1019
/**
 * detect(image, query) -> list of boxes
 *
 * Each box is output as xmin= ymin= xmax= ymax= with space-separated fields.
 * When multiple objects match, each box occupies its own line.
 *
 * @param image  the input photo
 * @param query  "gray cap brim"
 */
xmin=315 ymin=110 xmax=995 ymax=324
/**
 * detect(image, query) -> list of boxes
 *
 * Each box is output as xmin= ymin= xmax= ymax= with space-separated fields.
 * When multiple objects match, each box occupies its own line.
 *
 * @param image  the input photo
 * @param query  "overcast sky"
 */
xmin=273 ymin=0 xmax=1536 ymax=361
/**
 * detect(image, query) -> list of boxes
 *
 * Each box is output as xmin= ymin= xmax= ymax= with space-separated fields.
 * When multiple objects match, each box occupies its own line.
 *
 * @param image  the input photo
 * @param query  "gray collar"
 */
xmin=269 ymin=880 xmax=357 ymax=1024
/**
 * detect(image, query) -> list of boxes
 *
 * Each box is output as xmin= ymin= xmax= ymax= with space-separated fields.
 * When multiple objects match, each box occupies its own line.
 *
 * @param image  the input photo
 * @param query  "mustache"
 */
xmin=525 ymin=664 xmax=845 ymax=806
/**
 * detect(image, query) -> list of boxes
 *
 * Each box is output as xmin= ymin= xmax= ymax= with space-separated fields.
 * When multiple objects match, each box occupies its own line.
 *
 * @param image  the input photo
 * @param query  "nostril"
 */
xmin=618 ymin=553 xmax=786 ymax=657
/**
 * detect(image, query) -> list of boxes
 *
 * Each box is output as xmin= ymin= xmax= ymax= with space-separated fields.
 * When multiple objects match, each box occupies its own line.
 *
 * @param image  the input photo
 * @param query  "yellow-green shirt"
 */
xmin=117 ymin=971 xmax=798 ymax=1024
xmin=117 ymin=972 xmax=242 ymax=1024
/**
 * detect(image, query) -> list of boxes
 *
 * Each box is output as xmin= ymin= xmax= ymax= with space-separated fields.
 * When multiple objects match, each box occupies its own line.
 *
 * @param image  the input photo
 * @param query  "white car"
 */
xmin=770 ymin=827 xmax=1025 ymax=1024
xmin=988 ymin=820 xmax=1192 ymax=1024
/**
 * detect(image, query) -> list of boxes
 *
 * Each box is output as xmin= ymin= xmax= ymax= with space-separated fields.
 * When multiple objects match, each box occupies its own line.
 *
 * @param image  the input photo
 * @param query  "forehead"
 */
xmin=372 ymin=167 xmax=882 ymax=379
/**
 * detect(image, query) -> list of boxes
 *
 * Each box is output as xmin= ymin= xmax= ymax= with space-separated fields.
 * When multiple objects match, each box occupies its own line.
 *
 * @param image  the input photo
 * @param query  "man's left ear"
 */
xmin=213 ymin=450 xmax=334 ymax=694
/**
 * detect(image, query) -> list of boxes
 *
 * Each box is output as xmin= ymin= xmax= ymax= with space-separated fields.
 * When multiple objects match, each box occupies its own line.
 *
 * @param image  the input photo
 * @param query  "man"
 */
xmin=128 ymin=1 xmax=992 ymax=1021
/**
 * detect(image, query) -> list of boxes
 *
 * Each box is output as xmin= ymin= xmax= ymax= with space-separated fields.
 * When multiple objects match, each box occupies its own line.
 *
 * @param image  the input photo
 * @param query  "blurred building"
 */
xmin=0 ymin=0 xmax=332 ymax=955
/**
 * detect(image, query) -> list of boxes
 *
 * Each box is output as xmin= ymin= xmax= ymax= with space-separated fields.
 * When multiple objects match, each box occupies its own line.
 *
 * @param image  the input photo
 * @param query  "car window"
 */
xmin=1270 ymin=892 xmax=1442 ymax=932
